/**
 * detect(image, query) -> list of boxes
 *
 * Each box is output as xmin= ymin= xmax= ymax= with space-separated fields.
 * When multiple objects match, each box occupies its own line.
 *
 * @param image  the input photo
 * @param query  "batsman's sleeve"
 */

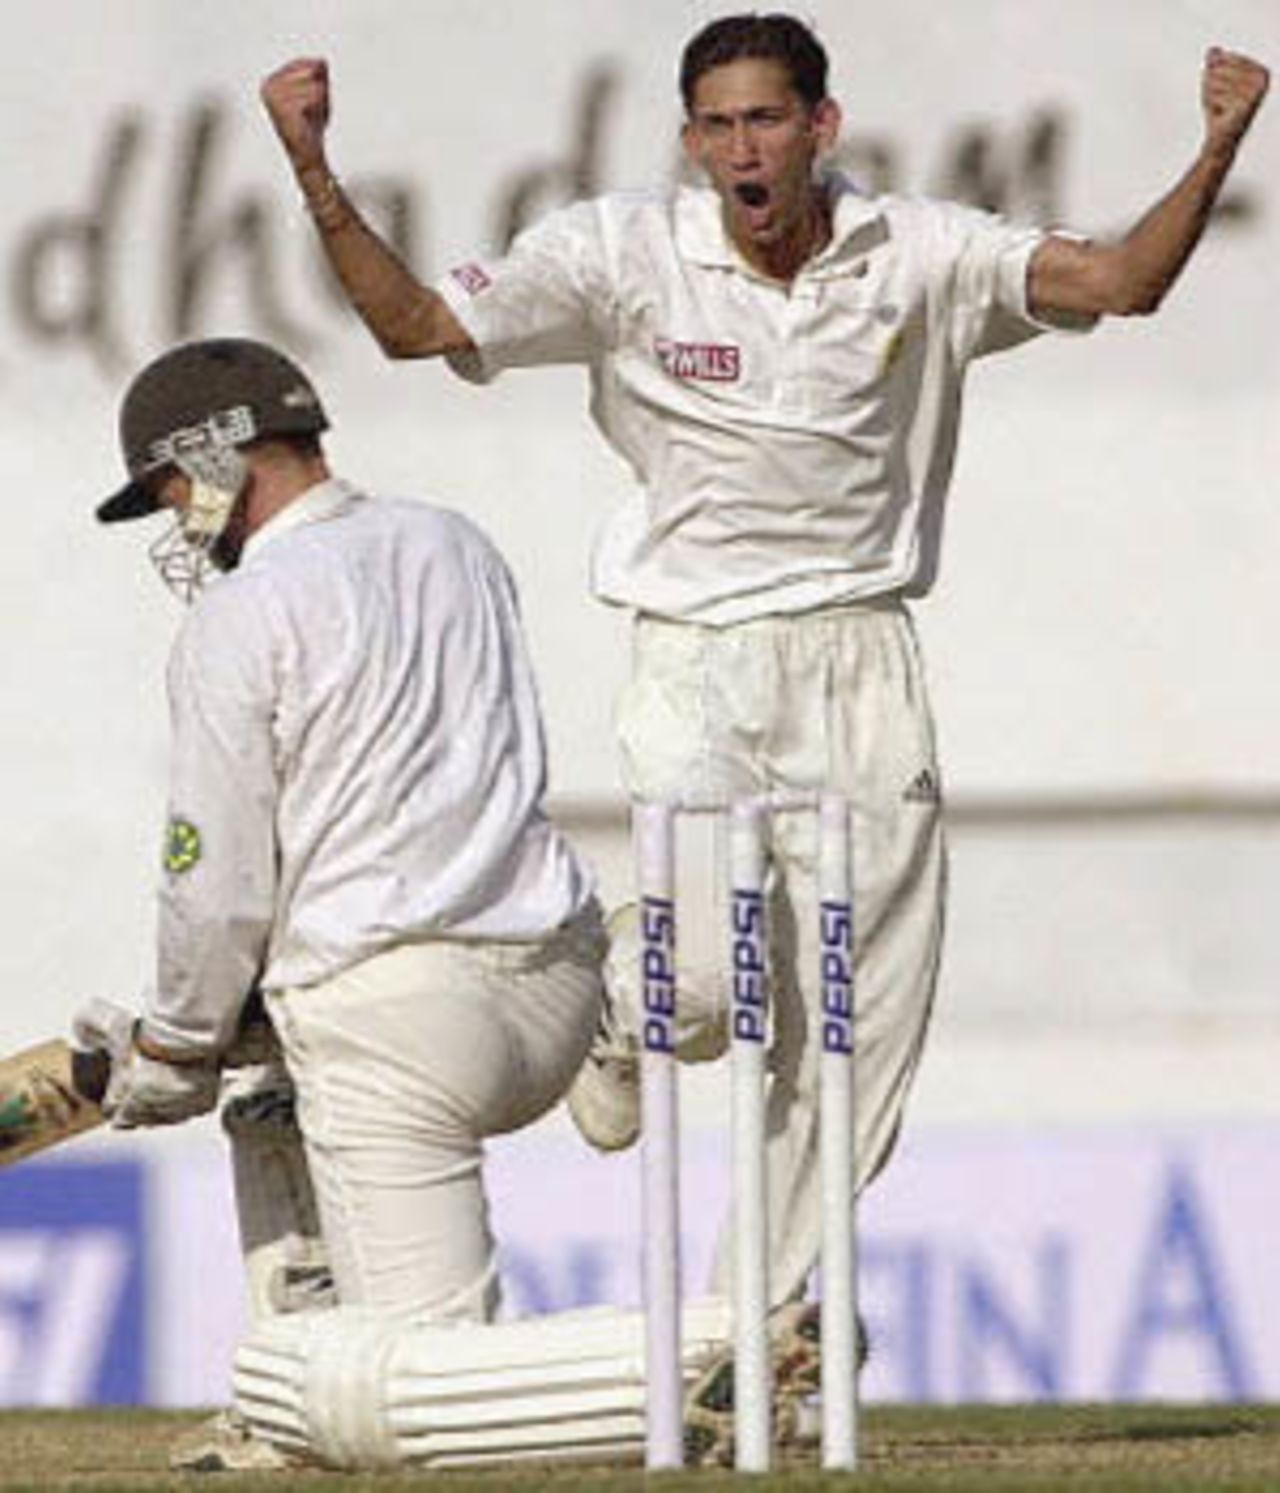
xmin=145 ymin=587 xmax=280 ymax=1056
xmin=436 ymin=199 xmax=616 ymax=383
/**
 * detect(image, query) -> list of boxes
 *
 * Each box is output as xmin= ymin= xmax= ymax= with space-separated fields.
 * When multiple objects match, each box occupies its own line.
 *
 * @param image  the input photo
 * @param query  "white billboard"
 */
xmin=3 ymin=1119 xmax=1276 ymax=1407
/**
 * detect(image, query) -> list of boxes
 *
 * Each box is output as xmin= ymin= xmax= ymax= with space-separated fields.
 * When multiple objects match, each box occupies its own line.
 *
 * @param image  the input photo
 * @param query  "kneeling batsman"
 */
xmin=67 ymin=336 xmax=612 ymax=1470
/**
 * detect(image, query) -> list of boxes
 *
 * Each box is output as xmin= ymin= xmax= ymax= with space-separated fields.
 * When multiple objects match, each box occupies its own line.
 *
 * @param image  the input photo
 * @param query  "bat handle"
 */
xmin=70 ymin=1048 xmax=111 ymax=1105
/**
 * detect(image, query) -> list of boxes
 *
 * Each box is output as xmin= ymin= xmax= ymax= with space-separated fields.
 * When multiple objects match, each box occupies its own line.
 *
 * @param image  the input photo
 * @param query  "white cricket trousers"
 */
xmin=611 ymin=600 xmax=945 ymax=1306
xmin=265 ymin=905 xmax=605 ymax=1324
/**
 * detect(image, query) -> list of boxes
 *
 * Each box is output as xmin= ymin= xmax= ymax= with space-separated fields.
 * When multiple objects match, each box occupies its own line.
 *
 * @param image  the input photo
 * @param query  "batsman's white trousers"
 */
xmin=266 ymin=906 xmax=605 ymax=1323
xmin=611 ymin=600 xmax=945 ymax=1306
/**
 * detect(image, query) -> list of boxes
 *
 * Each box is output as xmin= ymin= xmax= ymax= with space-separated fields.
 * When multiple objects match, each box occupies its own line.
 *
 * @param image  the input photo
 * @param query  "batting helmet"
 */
xmin=97 ymin=338 xmax=329 ymax=524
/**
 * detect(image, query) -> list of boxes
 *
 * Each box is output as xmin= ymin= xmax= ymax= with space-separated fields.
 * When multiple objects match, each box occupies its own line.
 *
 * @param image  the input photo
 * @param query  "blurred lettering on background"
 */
xmin=2 ymin=69 xmax=1261 ymax=375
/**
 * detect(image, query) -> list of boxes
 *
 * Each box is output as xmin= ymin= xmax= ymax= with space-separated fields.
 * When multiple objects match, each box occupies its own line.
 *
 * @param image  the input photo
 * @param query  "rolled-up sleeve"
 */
xmin=437 ymin=200 xmax=615 ymax=383
xmin=937 ymin=201 xmax=1095 ymax=362
xmin=145 ymin=588 xmax=279 ymax=1054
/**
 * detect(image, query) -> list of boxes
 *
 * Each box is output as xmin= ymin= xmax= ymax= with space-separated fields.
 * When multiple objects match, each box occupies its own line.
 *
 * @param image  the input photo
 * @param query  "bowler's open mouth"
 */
xmin=734 ymin=182 xmax=769 ymax=208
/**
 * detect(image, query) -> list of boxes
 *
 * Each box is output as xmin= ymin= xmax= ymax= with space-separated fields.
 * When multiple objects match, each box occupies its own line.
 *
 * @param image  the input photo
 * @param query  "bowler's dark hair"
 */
xmin=679 ymin=13 xmax=829 ymax=111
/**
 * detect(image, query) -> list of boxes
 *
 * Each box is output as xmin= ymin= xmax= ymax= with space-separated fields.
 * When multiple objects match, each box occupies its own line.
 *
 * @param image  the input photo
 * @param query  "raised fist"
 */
xmin=1202 ymin=47 xmax=1269 ymax=154
xmin=261 ymin=56 xmax=333 ymax=171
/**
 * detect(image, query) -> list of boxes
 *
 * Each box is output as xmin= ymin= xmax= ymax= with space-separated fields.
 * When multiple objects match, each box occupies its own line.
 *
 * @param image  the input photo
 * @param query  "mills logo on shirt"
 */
xmin=654 ymin=337 xmax=741 ymax=383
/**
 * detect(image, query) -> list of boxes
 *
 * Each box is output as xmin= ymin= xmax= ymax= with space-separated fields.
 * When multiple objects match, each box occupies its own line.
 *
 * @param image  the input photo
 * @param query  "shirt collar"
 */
xmin=240 ymin=477 xmax=363 ymax=564
xmin=674 ymin=171 xmax=886 ymax=280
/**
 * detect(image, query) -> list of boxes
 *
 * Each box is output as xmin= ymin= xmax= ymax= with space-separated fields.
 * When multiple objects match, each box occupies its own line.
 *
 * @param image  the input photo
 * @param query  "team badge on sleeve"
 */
xmin=449 ymin=262 xmax=492 ymax=296
xmin=163 ymin=818 xmax=202 ymax=874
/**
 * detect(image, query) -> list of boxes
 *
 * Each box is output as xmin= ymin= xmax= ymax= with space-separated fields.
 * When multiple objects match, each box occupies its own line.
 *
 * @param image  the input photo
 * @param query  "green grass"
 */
xmin=2 ymin=1405 xmax=1280 ymax=1490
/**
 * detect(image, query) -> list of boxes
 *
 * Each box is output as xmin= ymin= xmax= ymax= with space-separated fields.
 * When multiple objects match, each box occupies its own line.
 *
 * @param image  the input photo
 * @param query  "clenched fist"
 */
xmin=1202 ymin=47 xmax=1269 ymax=154
xmin=261 ymin=56 xmax=333 ymax=172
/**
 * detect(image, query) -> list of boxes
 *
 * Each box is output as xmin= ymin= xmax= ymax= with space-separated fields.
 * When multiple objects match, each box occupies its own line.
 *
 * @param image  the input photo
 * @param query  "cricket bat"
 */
xmin=0 ymin=1039 xmax=110 ymax=1169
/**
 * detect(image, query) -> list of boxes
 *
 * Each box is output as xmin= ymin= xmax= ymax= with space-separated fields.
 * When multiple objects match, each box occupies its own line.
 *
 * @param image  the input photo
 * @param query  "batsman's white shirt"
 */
xmin=148 ymin=479 xmax=593 ymax=1054
xmin=438 ymin=173 xmax=1073 ymax=625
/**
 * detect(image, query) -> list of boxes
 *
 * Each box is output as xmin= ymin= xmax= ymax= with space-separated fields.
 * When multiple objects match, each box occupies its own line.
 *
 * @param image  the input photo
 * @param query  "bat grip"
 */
xmin=70 ymin=1048 xmax=112 ymax=1105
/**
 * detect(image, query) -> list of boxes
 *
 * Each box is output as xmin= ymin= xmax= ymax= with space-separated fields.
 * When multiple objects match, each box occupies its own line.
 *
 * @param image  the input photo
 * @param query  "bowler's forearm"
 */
xmin=296 ymin=162 xmax=468 ymax=359
xmin=1104 ymin=139 xmax=1238 ymax=315
xmin=1030 ymin=141 xmax=1238 ymax=320
xmin=1030 ymin=47 xmax=1268 ymax=321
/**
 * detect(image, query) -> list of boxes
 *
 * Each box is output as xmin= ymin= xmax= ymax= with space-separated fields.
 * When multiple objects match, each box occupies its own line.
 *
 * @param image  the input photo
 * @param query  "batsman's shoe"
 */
xmin=168 ymin=1408 xmax=296 ymax=1473
xmin=683 ymin=1301 xmax=868 ymax=1467
xmin=566 ymin=988 xmax=640 ymax=1152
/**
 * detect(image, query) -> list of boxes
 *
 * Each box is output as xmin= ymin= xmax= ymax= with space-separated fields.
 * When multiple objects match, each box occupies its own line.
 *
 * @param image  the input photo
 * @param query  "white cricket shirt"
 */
xmin=439 ymin=174 xmax=1081 ymax=625
xmin=146 ymin=479 xmax=593 ymax=1054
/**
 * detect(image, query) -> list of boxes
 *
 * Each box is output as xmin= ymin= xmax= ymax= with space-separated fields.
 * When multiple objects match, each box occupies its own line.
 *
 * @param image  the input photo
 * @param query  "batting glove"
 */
xmin=104 ymin=1033 xmax=221 ymax=1130
xmin=70 ymin=996 xmax=137 ymax=1065
xmin=72 ymin=998 xmax=220 ymax=1129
